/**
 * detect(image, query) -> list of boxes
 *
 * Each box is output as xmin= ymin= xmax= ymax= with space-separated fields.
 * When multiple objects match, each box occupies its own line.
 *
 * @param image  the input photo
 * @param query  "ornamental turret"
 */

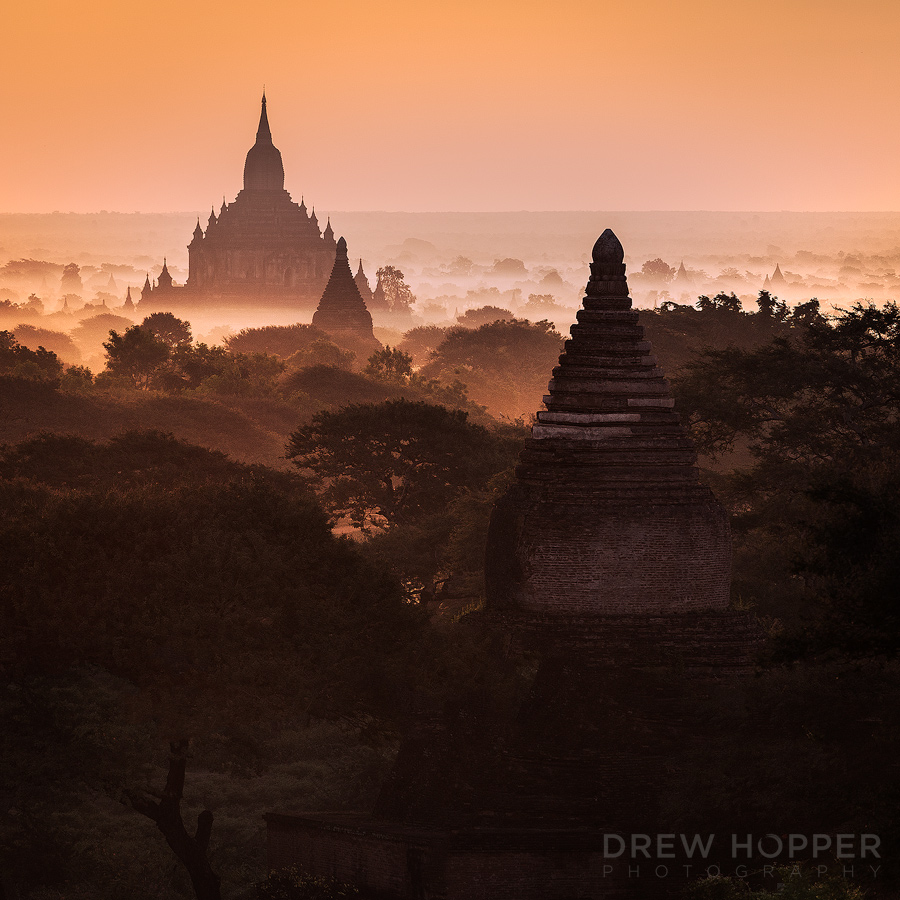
xmin=157 ymin=258 xmax=173 ymax=290
xmin=369 ymin=270 xmax=389 ymax=311
xmin=354 ymin=260 xmax=374 ymax=304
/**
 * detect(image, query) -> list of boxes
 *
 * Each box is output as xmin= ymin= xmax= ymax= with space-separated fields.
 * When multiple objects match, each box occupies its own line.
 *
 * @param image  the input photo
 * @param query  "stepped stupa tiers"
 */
xmin=485 ymin=228 xmax=731 ymax=615
xmin=312 ymin=237 xmax=380 ymax=352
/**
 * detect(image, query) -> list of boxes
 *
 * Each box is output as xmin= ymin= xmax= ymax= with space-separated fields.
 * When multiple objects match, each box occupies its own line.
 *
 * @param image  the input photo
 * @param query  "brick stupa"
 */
xmin=266 ymin=230 xmax=759 ymax=900
xmin=485 ymin=227 xmax=731 ymax=615
xmin=311 ymin=236 xmax=380 ymax=356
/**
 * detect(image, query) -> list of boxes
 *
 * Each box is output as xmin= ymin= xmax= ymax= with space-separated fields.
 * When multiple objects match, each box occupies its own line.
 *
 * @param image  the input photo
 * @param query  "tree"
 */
xmin=60 ymin=262 xmax=83 ymax=293
xmin=167 ymin=342 xmax=230 ymax=389
xmin=755 ymin=289 xmax=788 ymax=321
xmin=365 ymin=346 xmax=413 ymax=382
xmin=375 ymin=266 xmax=415 ymax=313
xmin=286 ymin=399 xmax=515 ymax=530
xmin=14 ymin=325 xmax=81 ymax=363
xmin=455 ymin=306 xmax=514 ymax=328
xmin=678 ymin=302 xmax=900 ymax=464
xmin=71 ymin=313 xmax=135 ymax=348
xmin=103 ymin=326 xmax=170 ymax=388
xmin=125 ymin=740 xmax=221 ymax=900
xmin=640 ymin=258 xmax=675 ymax=281
xmin=284 ymin=339 xmax=356 ymax=372
xmin=521 ymin=294 xmax=569 ymax=320
xmin=490 ymin=258 xmax=527 ymax=276
xmin=0 ymin=329 xmax=63 ymax=380
xmin=674 ymin=302 xmax=900 ymax=656
xmin=225 ymin=323 xmax=329 ymax=357
xmin=444 ymin=256 xmax=474 ymax=276
xmin=140 ymin=312 xmax=192 ymax=348
xmin=420 ymin=318 xmax=563 ymax=419
xmin=398 ymin=325 xmax=450 ymax=366
xmin=696 ymin=292 xmax=742 ymax=313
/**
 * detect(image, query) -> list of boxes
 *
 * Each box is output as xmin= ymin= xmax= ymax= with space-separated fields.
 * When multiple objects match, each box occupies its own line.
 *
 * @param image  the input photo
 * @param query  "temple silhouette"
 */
xmin=312 ymin=236 xmax=380 ymax=354
xmin=140 ymin=94 xmax=337 ymax=311
xmin=266 ymin=230 xmax=759 ymax=899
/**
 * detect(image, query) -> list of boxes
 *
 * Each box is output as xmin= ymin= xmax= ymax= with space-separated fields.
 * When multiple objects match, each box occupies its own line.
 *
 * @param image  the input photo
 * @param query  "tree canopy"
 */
xmin=286 ymin=398 xmax=517 ymax=529
xmin=103 ymin=325 xmax=170 ymax=388
xmin=140 ymin=312 xmax=192 ymax=348
xmin=420 ymin=318 xmax=562 ymax=419
xmin=375 ymin=266 xmax=414 ymax=313
xmin=675 ymin=301 xmax=900 ymax=659
xmin=225 ymin=323 xmax=330 ymax=358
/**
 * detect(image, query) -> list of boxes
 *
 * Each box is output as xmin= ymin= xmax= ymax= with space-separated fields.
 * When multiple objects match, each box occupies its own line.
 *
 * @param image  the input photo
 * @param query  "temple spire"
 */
xmin=256 ymin=91 xmax=272 ymax=143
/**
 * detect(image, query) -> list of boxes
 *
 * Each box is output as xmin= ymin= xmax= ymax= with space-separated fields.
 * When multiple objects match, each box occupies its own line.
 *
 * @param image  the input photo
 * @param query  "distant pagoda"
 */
xmin=354 ymin=259 xmax=374 ymax=305
xmin=312 ymin=237 xmax=380 ymax=353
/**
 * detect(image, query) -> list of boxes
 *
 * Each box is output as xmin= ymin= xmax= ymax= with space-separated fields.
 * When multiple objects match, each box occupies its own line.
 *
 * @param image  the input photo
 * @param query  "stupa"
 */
xmin=311 ymin=237 xmax=380 ymax=354
xmin=266 ymin=230 xmax=759 ymax=900
xmin=485 ymin=228 xmax=731 ymax=616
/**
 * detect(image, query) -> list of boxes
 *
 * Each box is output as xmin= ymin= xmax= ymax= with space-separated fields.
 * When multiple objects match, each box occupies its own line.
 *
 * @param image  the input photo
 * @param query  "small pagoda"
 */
xmin=311 ymin=236 xmax=380 ymax=355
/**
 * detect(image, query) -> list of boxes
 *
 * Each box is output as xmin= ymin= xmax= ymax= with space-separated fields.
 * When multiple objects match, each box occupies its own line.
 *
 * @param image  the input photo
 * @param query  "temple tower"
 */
xmin=485 ymin=228 xmax=732 ymax=615
xmin=312 ymin=237 xmax=380 ymax=353
xmin=354 ymin=259 xmax=374 ymax=305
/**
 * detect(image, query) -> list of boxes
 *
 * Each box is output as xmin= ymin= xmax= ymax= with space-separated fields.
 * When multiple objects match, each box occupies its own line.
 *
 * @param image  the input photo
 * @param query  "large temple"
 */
xmin=140 ymin=94 xmax=337 ymax=311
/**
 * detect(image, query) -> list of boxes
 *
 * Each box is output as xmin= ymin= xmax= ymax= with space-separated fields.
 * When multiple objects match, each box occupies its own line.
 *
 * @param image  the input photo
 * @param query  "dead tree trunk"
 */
xmin=125 ymin=740 xmax=222 ymax=900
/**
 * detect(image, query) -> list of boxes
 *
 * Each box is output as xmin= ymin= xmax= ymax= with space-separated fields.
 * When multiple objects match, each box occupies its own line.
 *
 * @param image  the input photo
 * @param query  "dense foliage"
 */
xmin=286 ymin=399 xmax=518 ymax=530
xmin=420 ymin=318 xmax=563 ymax=418
xmin=674 ymin=302 xmax=900 ymax=657
xmin=0 ymin=431 xmax=515 ymax=898
xmin=4 ymin=292 xmax=900 ymax=899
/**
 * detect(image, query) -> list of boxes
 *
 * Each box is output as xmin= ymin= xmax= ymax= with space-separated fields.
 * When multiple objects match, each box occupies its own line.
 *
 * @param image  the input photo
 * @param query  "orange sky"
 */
xmin=1 ymin=0 xmax=898 ymax=212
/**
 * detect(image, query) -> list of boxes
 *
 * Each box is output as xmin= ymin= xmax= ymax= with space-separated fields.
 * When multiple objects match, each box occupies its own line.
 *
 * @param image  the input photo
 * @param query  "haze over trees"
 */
xmin=2 ymin=229 xmax=900 ymax=898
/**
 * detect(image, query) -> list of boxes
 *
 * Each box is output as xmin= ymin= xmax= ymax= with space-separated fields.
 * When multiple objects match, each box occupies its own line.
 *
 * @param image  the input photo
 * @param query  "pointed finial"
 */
xmin=586 ymin=228 xmax=630 ymax=306
xmin=336 ymin=236 xmax=348 ymax=258
xmin=256 ymin=90 xmax=272 ymax=142
xmin=591 ymin=228 xmax=624 ymax=265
